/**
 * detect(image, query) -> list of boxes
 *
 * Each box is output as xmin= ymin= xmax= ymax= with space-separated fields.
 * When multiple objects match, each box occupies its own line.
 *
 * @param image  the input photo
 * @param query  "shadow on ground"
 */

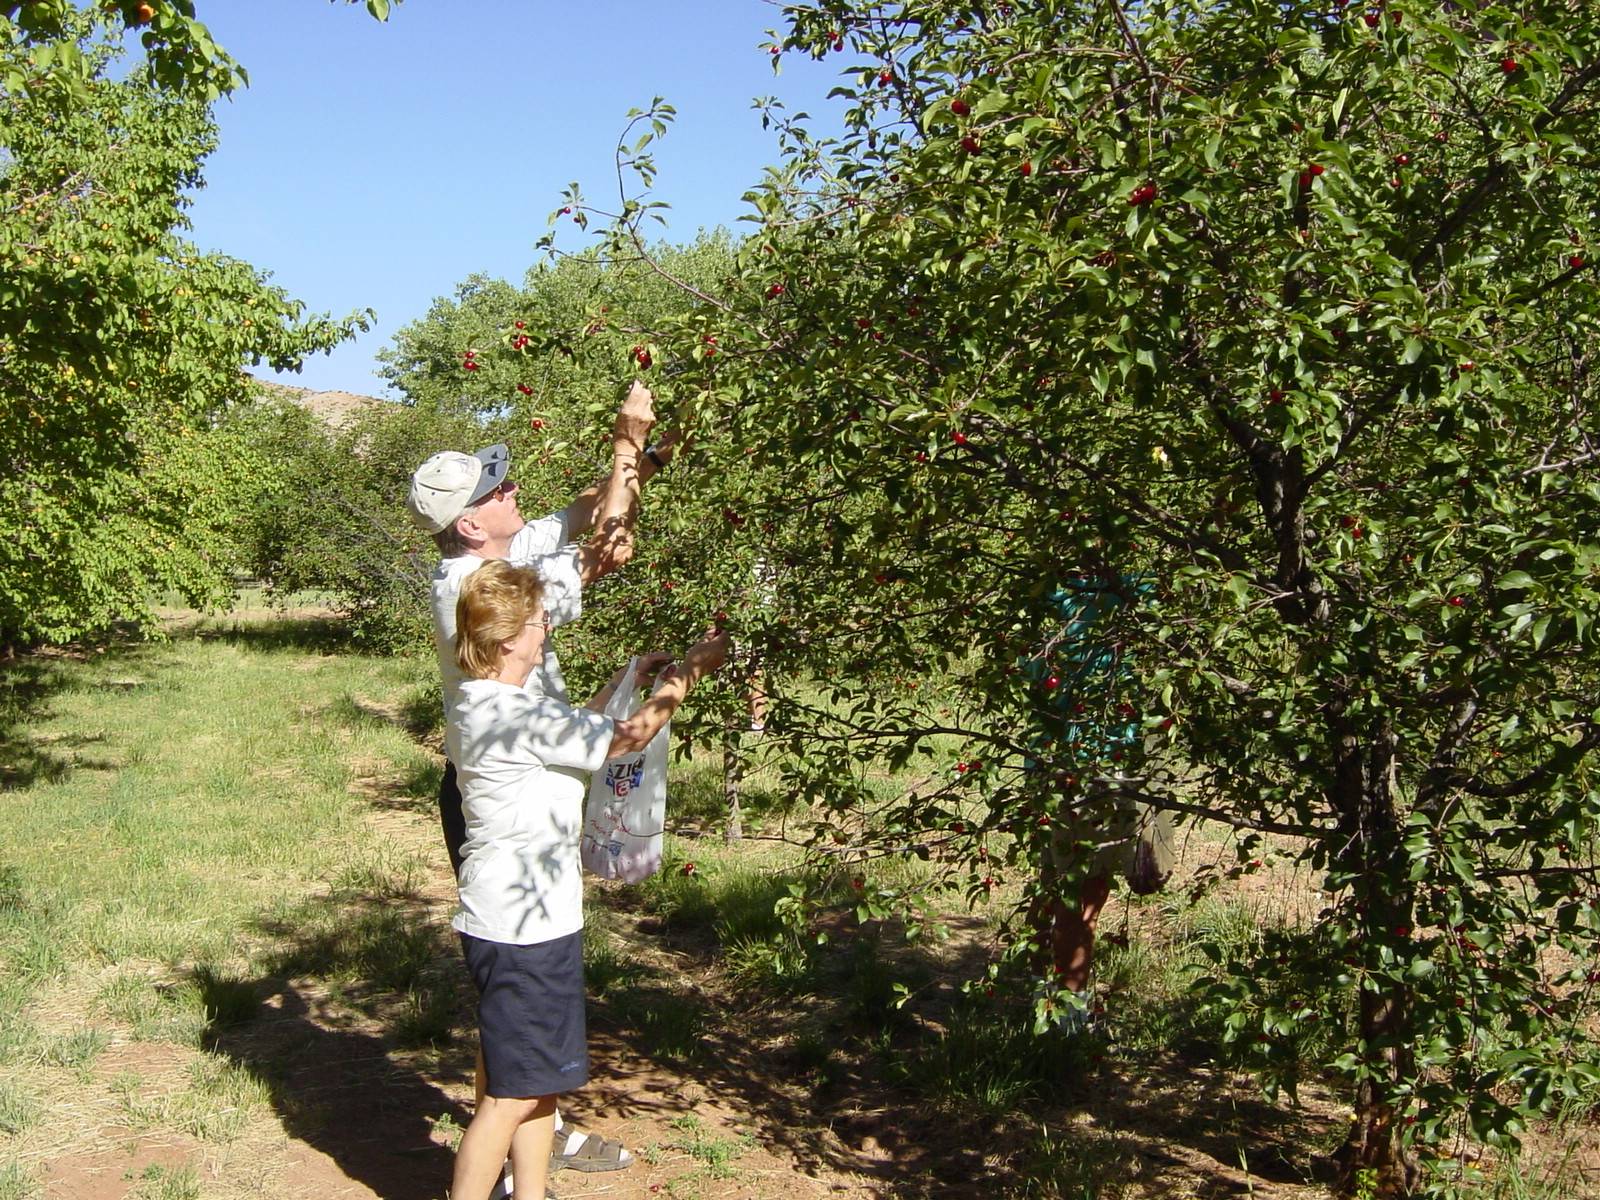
xmin=252 ymin=644 xmax=1345 ymax=1200
xmin=574 ymin=895 xmax=1343 ymax=1199
xmin=202 ymin=878 xmax=473 ymax=1200
xmin=204 ymin=976 xmax=468 ymax=1200
xmin=180 ymin=614 xmax=356 ymax=655
xmin=0 ymin=643 xmax=152 ymax=790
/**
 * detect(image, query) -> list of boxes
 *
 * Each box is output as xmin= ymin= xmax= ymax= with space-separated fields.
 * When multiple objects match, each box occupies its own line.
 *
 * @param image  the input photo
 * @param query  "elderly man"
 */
xmin=406 ymin=380 xmax=676 ymax=1186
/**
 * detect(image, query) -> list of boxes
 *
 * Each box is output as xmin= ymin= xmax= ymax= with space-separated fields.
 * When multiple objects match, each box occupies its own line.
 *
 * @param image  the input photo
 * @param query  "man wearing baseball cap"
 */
xmin=407 ymin=379 xmax=675 ymax=1186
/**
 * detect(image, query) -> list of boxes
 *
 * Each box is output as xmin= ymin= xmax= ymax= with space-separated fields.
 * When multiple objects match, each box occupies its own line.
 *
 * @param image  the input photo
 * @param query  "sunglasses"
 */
xmin=471 ymin=479 xmax=517 ymax=505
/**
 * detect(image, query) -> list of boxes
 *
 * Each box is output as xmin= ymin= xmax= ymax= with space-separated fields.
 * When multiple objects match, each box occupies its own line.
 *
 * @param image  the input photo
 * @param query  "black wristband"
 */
xmin=645 ymin=446 xmax=668 ymax=471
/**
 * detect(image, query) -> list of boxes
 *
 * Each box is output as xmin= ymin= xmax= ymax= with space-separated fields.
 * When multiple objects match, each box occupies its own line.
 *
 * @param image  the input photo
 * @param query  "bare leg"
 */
xmin=453 ymin=1094 xmax=553 ymax=1200
xmin=509 ymin=1097 xmax=558 ymax=1199
xmin=1051 ymin=873 xmax=1112 ymax=992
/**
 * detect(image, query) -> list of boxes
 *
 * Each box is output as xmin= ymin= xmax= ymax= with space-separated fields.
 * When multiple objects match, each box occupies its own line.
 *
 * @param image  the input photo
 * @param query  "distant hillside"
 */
xmin=249 ymin=376 xmax=391 ymax=429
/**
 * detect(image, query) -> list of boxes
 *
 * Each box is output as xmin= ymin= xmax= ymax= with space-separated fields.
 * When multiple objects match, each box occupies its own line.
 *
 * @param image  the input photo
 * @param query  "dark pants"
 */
xmin=439 ymin=759 xmax=466 ymax=875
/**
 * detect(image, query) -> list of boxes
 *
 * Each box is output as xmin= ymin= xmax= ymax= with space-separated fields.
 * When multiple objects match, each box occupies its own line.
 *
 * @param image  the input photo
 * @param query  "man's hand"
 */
xmin=613 ymin=380 xmax=656 ymax=451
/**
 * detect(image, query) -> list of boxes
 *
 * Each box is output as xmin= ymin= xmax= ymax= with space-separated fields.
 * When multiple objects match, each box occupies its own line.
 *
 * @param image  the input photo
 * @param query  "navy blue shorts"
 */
xmin=439 ymin=760 xmax=466 ymax=875
xmin=459 ymin=930 xmax=589 ymax=1099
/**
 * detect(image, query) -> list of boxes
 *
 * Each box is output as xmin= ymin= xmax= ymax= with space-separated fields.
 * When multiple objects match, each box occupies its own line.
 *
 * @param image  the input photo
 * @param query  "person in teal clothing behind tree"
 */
xmin=1025 ymin=573 xmax=1174 ymax=1031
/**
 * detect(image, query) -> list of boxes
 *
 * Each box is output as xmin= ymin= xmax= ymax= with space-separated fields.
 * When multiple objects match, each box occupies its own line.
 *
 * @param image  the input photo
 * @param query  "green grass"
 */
xmin=126 ymin=1163 xmax=201 ymax=1200
xmin=109 ymin=1054 xmax=269 ymax=1144
xmin=0 ymin=1078 xmax=38 ymax=1136
xmin=0 ymin=617 xmax=458 ymax=1188
xmin=0 ymin=1161 xmax=35 ymax=1200
xmin=663 ymin=1113 xmax=754 ymax=1181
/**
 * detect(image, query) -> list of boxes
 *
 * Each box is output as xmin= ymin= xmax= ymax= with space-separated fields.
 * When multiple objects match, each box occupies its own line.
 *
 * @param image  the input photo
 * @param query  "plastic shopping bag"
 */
xmin=580 ymin=658 xmax=669 ymax=882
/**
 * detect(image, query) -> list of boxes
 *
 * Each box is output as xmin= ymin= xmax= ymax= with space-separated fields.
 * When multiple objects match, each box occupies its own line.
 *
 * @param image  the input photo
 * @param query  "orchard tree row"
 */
xmin=507 ymin=2 xmax=1600 ymax=1195
xmin=0 ymin=2 xmax=378 ymax=646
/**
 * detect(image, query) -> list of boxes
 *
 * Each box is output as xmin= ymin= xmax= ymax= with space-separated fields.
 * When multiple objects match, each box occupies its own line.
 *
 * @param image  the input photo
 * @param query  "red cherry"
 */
xmin=1447 ymin=596 xmax=1465 ymax=607
xmin=635 ymin=350 xmax=653 ymax=369
xmin=950 ymin=98 xmax=970 ymax=116
xmin=681 ymin=862 xmax=697 ymax=877
xmin=856 ymin=316 xmax=872 ymax=329
xmin=878 ymin=71 xmax=893 ymax=86
xmin=1019 ymin=160 xmax=1033 ymax=177
xmin=463 ymin=361 xmax=479 ymax=371
xmin=1311 ymin=163 xmax=1325 ymax=176
xmin=851 ymin=878 xmax=864 ymax=890
xmin=561 ymin=206 xmax=572 ymax=215
xmin=955 ymin=761 xmax=968 ymax=774
xmin=1363 ymin=11 xmax=1379 ymax=27
xmin=766 ymin=283 xmax=785 ymax=298
xmin=516 ymin=383 xmax=532 ymax=395
xmin=531 ymin=418 xmax=544 ymax=430
xmin=464 ymin=348 xmax=476 ymax=358
xmin=951 ymin=430 xmax=968 ymax=446
xmin=1571 ymin=255 xmax=1586 ymax=269
xmin=1394 ymin=153 xmax=1410 ymax=166
xmin=1501 ymin=57 xmax=1519 ymax=74
xmin=960 ymin=135 xmax=980 ymax=154
xmin=769 ymin=45 xmax=780 ymax=55
xmin=951 ymin=821 xmax=965 ymax=833
xmin=832 ymin=39 xmax=843 ymax=52
xmin=1268 ymin=388 xmax=1285 ymax=404
xmin=1459 ymin=361 xmax=1476 ymax=372
xmin=1044 ymin=674 xmax=1060 ymax=689
xmin=514 ymin=320 xmax=526 ymax=329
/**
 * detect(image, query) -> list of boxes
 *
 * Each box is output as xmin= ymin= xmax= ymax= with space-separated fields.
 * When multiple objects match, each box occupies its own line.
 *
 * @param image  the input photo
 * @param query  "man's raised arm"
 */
xmin=575 ymin=380 xmax=655 ymax=585
xmin=563 ymin=394 xmax=680 ymax=536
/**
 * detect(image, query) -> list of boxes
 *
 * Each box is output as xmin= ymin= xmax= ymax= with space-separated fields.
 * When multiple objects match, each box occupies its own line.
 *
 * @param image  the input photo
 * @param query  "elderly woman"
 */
xmin=445 ymin=558 xmax=728 ymax=1200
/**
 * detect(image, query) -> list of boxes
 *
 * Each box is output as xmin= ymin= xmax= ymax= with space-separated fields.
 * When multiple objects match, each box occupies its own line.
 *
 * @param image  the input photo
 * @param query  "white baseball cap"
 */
xmin=406 ymin=443 xmax=510 ymax=533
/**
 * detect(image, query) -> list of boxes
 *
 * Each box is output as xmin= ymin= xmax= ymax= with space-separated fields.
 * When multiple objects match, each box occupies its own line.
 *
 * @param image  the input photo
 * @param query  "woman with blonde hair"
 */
xmin=446 ymin=559 xmax=728 ymax=1200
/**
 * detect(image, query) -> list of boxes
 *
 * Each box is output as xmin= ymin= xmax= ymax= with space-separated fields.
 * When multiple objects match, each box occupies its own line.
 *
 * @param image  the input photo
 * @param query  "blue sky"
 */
xmin=182 ymin=1 xmax=843 ymax=396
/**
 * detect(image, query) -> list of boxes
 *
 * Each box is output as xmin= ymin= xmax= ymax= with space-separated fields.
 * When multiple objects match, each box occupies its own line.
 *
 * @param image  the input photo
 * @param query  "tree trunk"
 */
xmin=1331 ymin=719 xmax=1422 ymax=1198
xmin=723 ymin=732 xmax=744 ymax=843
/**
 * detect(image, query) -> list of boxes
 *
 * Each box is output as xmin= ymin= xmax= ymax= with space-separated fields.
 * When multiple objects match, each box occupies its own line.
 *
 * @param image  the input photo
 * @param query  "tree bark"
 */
xmin=1331 ymin=717 xmax=1422 ymax=1198
xmin=723 ymin=732 xmax=745 ymax=843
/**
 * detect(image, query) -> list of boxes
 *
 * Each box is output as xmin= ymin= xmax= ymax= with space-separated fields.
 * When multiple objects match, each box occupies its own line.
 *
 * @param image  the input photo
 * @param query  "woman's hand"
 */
xmin=682 ymin=627 xmax=732 ymax=675
xmin=633 ymin=651 xmax=675 ymax=689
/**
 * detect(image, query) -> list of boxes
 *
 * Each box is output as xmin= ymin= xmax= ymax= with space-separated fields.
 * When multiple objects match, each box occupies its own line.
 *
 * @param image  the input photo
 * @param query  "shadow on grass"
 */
xmin=0 ymin=656 xmax=78 ymax=791
xmin=193 ymin=878 xmax=474 ymax=1200
xmin=203 ymin=979 xmax=466 ymax=1200
xmin=182 ymin=615 xmax=355 ymax=655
